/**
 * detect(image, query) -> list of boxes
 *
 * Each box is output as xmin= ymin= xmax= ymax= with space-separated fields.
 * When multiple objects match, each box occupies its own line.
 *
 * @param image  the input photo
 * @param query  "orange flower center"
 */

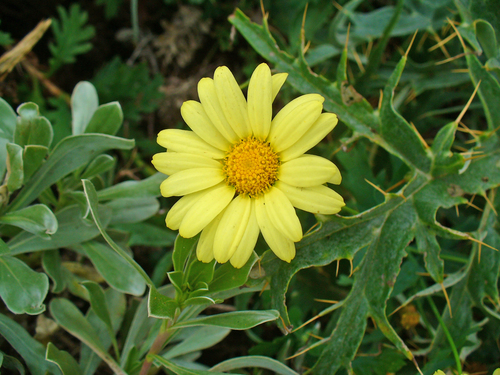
xmin=222 ymin=137 xmax=280 ymax=197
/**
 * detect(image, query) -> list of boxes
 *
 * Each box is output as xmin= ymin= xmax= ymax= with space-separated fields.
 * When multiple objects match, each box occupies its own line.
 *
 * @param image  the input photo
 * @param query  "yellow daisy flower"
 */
xmin=152 ymin=63 xmax=345 ymax=268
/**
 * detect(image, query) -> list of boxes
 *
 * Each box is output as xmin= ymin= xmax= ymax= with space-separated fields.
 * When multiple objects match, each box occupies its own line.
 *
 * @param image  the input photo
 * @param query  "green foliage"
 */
xmin=229 ymin=3 xmax=500 ymax=373
xmin=92 ymin=56 xmax=164 ymax=124
xmin=0 ymin=21 xmax=13 ymax=46
xmin=2 ymin=1 xmax=500 ymax=374
xmin=48 ymin=4 xmax=95 ymax=74
xmin=95 ymin=0 xmax=124 ymax=19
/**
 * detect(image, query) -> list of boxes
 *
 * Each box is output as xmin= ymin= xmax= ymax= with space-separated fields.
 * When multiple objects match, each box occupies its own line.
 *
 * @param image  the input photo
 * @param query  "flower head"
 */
xmin=152 ymin=63 xmax=344 ymax=268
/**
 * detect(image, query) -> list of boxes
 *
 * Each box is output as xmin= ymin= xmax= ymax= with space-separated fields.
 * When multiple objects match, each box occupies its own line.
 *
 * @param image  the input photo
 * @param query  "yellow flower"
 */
xmin=152 ymin=63 xmax=344 ymax=268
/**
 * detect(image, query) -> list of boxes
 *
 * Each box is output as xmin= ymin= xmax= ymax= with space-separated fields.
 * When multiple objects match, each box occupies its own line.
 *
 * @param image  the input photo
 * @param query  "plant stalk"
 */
xmin=138 ymin=318 xmax=175 ymax=375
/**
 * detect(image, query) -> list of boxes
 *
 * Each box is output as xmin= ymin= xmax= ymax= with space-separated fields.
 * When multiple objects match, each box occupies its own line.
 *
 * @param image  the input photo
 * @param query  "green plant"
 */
xmin=48 ymin=4 xmax=95 ymax=74
xmin=1 ymin=0 xmax=500 ymax=374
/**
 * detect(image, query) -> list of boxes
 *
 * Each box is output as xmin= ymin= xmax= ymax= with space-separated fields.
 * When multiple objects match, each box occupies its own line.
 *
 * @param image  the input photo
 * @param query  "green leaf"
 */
xmin=22 ymin=145 xmax=48 ymax=183
xmin=46 ymin=343 xmax=82 ymax=375
xmin=172 ymin=235 xmax=198 ymax=273
xmin=71 ymin=81 xmax=99 ymax=135
xmin=467 ymin=195 xmax=500 ymax=320
xmin=0 ymin=204 xmax=58 ymax=238
xmin=352 ymin=347 xmax=408 ymax=375
xmin=430 ymin=123 xmax=464 ymax=177
xmin=95 ymin=0 xmax=124 ymax=19
xmin=415 ymin=222 xmax=444 ymax=283
xmin=164 ymin=326 xmax=231 ymax=360
xmin=0 ymin=238 xmax=10 ymax=255
xmin=148 ymin=286 xmax=178 ymax=320
xmin=185 ymin=259 xmax=215 ymax=290
xmin=0 ymin=97 xmax=16 ymax=141
xmin=209 ymin=252 xmax=258 ymax=294
xmin=5 ymin=142 xmax=23 ymax=192
xmin=81 ymin=281 xmax=114 ymax=333
xmin=8 ymin=134 xmax=134 ymax=212
xmin=474 ymin=19 xmax=498 ymax=59
xmin=380 ymin=56 xmax=432 ymax=172
xmin=84 ymin=102 xmax=123 ymax=136
xmin=469 ymin=0 xmax=500 ymax=42
xmin=82 ymin=179 xmax=153 ymax=286
xmin=466 ymin=53 xmax=500 ymax=131
xmin=0 ymin=21 xmax=14 ymax=46
xmin=80 ymin=288 xmax=126 ymax=375
xmin=14 ymin=103 xmax=53 ymax=148
xmin=105 ymin=197 xmax=159 ymax=224
xmin=0 ymin=97 xmax=17 ymax=179
xmin=97 ymin=172 xmax=164 ymax=200
xmin=210 ymin=355 xmax=300 ymax=375
xmin=49 ymin=298 xmax=125 ymax=375
xmin=92 ymin=56 xmax=164 ymax=123
xmin=113 ymin=222 xmax=177 ymax=247
xmin=0 ymin=255 xmax=48 ymax=315
xmin=49 ymin=4 xmax=95 ymax=73
xmin=0 ymin=352 xmax=26 ymax=375
xmin=151 ymin=355 xmax=236 ymax=375
xmin=7 ymin=204 xmax=111 ymax=255
xmin=81 ymin=241 xmax=146 ymax=296
xmin=0 ymin=313 xmax=61 ymax=375
xmin=173 ymin=310 xmax=279 ymax=330
xmin=42 ymin=250 xmax=66 ymax=293
xmin=81 ymin=154 xmax=115 ymax=179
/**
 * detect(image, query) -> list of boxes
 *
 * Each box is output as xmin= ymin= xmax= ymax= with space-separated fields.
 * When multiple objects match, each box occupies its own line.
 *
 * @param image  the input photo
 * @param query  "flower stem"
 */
xmin=138 ymin=318 xmax=175 ymax=375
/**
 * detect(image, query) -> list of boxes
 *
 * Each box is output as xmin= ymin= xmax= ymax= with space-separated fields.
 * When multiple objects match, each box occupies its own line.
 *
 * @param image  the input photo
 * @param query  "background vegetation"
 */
xmin=0 ymin=0 xmax=499 ymax=374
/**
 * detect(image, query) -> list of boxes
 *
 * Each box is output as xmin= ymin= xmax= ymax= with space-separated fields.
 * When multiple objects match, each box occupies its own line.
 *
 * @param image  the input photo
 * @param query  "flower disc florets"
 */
xmin=222 ymin=136 xmax=280 ymax=197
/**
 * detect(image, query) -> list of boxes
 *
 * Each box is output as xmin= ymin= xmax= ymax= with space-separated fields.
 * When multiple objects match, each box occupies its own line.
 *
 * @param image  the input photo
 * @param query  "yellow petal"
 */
xmin=213 ymin=195 xmax=252 ymax=263
xmin=181 ymin=101 xmax=231 ymax=151
xmin=165 ymin=189 xmax=207 ymax=230
xmin=264 ymin=187 xmax=302 ymax=242
xmin=157 ymin=129 xmax=225 ymax=159
xmin=214 ymin=66 xmax=251 ymax=139
xmin=280 ymin=113 xmax=339 ymax=162
xmin=196 ymin=211 xmax=225 ymax=263
xmin=255 ymin=195 xmax=296 ymax=262
xmin=248 ymin=63 xmax=272 ymax=139
xmin=268 ymin=97 xmax=323 ymax=152
xmin=229 ymin=202 xmax=259 ymax=268
xmin=160 ymin=168 xmax=224 ymax=197
xmin=198 ymin=78 xmax=239 ymax=143
xmin=272 ymin=73 xmax=288 ymax=102
xmin=279 ymin=155 xmax=337 ymax=187
xmin=276 ymin=181 xmax=345 ymax=214
xmin=152 ymin=152 xmax=221 ymax=175
xmin=179 ymin=183 xmax=235 ymax=238
xmin=328 ymin=166 xmax=342 ymax=185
